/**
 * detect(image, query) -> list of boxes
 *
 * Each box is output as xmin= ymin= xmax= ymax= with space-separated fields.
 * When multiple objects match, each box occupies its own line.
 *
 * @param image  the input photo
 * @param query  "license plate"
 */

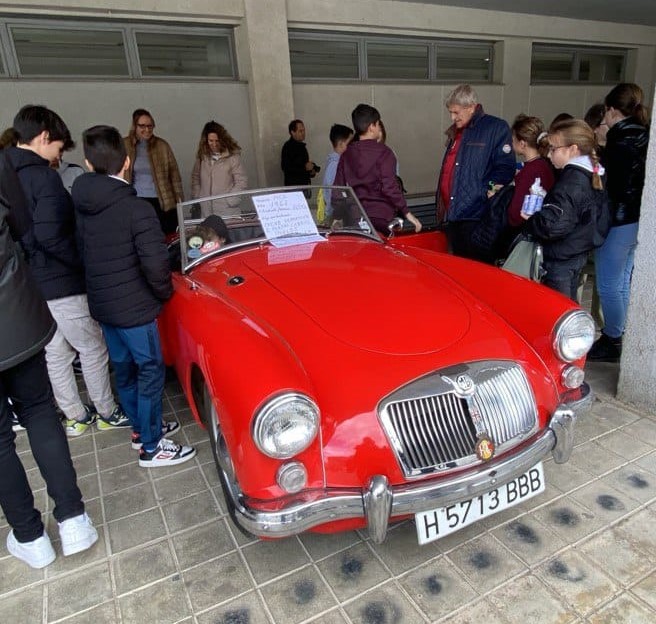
xmin=415 ymin=463 xmax=545 ymax=545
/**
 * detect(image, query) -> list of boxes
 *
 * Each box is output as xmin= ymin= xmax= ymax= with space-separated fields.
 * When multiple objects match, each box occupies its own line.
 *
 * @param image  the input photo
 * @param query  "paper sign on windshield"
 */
xmin=252 ymin=191 xmax=325 ymax=248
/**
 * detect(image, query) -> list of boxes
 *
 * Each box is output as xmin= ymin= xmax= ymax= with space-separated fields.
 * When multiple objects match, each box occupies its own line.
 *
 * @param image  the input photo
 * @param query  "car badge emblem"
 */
xmin=455 ymin=373 xmax=475 ymax=395
xmin=475 ymin=434 xmax=495 ymax=462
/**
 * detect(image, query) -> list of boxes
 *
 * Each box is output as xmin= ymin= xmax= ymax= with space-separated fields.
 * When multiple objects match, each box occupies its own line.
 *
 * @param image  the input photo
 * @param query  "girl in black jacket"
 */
xmin=524 ymin=119 xmax=609 ymax=300
xmin=588 ymin=83 xmax=649 ymax=362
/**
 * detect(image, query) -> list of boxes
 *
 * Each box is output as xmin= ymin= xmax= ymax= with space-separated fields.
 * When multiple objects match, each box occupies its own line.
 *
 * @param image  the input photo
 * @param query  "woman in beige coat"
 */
xmin=191 ymin=121 xmax=247 ymax=217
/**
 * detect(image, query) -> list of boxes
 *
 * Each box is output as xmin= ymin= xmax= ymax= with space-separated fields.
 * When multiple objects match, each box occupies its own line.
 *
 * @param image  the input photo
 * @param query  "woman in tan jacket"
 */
xmin=191 ymin=121 xmax=247 ymax=217
xmin=124 ymin=108 xmax=183 ymax=234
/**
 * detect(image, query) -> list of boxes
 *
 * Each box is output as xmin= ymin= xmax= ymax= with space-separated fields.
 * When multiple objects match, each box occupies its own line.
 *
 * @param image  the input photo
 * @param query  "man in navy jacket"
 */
xmin=436 ymin=85 xmax=515 ymax=261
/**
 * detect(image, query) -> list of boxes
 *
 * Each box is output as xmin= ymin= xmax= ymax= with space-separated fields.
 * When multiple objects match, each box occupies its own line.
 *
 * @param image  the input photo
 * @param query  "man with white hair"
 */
xmin=435 ymin=84 xmax=515 ymax=261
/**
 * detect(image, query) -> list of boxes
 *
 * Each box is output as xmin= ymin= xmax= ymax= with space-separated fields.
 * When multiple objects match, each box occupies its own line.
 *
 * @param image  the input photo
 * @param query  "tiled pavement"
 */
xmin=2 ymin=361 xmax=656 ymax=624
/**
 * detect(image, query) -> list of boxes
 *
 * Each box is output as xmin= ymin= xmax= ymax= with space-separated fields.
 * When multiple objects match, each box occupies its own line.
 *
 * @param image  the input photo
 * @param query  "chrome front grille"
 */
xmin=379 ymin=361 xmax=538 ymax=477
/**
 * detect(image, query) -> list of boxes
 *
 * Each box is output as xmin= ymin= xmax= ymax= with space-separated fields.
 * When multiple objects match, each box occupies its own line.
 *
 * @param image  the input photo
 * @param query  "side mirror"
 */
xmin=387 ymin=217 xmax=404 ymax=237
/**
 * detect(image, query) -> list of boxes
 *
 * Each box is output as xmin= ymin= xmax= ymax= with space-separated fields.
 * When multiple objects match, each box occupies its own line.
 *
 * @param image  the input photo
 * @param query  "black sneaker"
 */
xmin=587 ymin=332 xmax=622 ymax=363
xmin=131 ymin=421 xmax=180 ymax=450
xmin=138 ymin=438 xmax=196 ymax=467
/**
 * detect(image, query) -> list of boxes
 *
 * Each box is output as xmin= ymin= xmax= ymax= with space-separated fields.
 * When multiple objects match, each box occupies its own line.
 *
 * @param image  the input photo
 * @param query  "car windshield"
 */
xmin=176 ymin=186 xmax=379 ymax=273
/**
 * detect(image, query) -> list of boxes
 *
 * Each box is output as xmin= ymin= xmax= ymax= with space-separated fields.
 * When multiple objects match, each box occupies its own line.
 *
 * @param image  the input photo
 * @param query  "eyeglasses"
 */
xmin=137 ymin=124 xmax=154 ymax=130
xmin=548 ymin=144 xmax=570 ymax=154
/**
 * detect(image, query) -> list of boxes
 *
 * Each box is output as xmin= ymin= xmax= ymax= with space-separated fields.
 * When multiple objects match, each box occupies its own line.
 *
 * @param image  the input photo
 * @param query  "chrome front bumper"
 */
xmin=226 ymin=383 xmax=593 ymax=544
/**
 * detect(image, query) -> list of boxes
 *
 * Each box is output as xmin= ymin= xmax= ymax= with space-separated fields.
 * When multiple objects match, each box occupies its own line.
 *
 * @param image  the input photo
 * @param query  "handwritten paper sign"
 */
xmin=252 ymin=191 xmax=325 ymax=248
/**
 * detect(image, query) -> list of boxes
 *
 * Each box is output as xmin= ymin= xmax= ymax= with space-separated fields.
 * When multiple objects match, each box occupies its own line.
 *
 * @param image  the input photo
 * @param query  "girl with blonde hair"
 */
xmin=523 ymin=119 xmax=610 ymax=300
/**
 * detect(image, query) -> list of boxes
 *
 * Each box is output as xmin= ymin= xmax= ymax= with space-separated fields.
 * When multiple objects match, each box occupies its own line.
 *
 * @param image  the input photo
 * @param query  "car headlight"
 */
xmin=553 ymin=310 xmax=595 ymax=362
xmin=253 ymin=393 xmax=319 ymax=459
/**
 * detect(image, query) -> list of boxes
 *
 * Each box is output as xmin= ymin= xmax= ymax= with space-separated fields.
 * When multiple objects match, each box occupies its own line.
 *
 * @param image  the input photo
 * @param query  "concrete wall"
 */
xmin=0 ymin=80 xmax=256 ymax=201
xmin=0 ymin=0 xmax=655 ymax=192
xmin=617 ymin=82 xmax=656 ymax=411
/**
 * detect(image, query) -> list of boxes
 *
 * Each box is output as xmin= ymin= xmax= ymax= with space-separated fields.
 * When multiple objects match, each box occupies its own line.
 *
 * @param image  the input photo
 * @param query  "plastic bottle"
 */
xmin=521 ymin=177 xmax=546 ymax=216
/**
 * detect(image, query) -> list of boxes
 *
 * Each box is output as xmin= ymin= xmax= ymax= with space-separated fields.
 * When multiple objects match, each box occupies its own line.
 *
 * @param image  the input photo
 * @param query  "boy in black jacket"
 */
xmin=73 ymin=125 xmax=195 ymax=467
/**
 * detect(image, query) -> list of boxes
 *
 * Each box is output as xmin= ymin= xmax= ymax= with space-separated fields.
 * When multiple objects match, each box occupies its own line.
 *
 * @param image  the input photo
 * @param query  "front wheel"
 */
xmin=202 ymin=385 xmax=255 ymax=539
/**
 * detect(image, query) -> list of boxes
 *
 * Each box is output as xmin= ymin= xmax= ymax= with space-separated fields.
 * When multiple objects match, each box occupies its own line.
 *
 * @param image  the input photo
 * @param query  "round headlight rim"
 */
xmin=552 ymin=310 xmax=595 ymax=363
xmin=252 ymin=392 xmax=319 ymax=460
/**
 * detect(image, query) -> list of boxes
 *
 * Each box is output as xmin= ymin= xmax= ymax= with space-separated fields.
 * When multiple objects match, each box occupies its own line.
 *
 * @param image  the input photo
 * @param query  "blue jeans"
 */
xmin=0 ymin=351 xmax=84 ymax=541
xmin=100 ymin=321 xmax=165 ymax=451
xmin=543 ymin=255 xmax=587 ymax=301
xmin=594 ymin=223 xmax=639 ymax=338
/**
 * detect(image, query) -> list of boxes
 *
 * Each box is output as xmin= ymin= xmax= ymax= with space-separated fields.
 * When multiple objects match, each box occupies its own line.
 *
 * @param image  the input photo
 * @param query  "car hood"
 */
xmin=237 ymin=240 xmax=471 ymax=356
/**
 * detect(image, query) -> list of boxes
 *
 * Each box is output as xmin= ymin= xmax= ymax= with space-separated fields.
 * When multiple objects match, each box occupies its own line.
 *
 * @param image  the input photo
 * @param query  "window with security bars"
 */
xmin=289 ymin=31 xmax=494 ymax=82
xmin=531 ymin=45 xmax=626 ymax=83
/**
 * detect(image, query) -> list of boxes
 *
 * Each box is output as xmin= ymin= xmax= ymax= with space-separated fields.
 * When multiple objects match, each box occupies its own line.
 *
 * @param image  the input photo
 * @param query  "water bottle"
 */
xmin=521 ymin=177 xmax=546 ymax=216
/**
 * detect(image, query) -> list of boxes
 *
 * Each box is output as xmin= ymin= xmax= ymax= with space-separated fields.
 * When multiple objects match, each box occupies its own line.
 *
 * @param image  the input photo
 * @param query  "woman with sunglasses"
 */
xmin=522 ymin=119 xmax=610 ymax=300
xmin=587 ymin=84 xmax=649 ymax=362
xmin=124 ymin=109 xmax=183 ymax=235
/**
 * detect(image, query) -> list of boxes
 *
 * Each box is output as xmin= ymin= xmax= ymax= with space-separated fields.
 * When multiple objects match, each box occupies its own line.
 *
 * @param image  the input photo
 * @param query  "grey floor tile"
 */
xmin=0 ymin=586 xmax=43 ymax=624
xmin=171 ymin=520 xmax=234 ymax=570
xmin=183 ymin=551 xmax=253 ymax=612
xmin=568 ymin=479 xmax=640 ymax=520
xmin=634 ymin=450 xmax=656 ymax=475
xmin=107 ymin=508 xmax=167 ymax=553
xmin=99 ymin=462 xmax=149 ymax=496
xmin=97 ymin=442 xmax=139 ymax=471
xmin=200 ymin=460 xmax=221 ymax=489
xmin=399 ymin=556 xmax=478 ymax=621
xmin=588 ymin=594 xmax=656 ymax=623
xmin=161 ymin=490 xmax=222 ymax=534
xmin=488 ymin=574 xmax=577 ymax=624
xmin=446 ymin=534 xmax=526 ymax=594
xmin=119 ymin=576 xmax=191 ymax=624
xmin=196 ymin=591 xmax=271 ymax=624
xmin=579 ymin=528 xmax=653 ymax=586
xmin=316 ymin=543 xmax=391 ymax=602
xmin=52 ymin=600 xmax=119 ymax=624
xmin=71 ymin=452 xmax=101 ymax=479
xmin=152 ymin=466 xmax=208 ymax=504
xmin=0 ymin=551 xmax=44 ymax=595
xmin=242 ymin=536 xmax=311 ymax=585
xmin=181 ymin=422 xmax=207 ymax=444
xmin=568 ymin=440 xmax=627 ymax=477
xmin=76 ymin=473 xmax=101 ymax=502
xmin=17 ymin=449 xmax=38 ymax=472
xmin=114 ymin=540 xmax=177 ymax=594
xmin=439 ymin=598 xmax=510 ymax=624
xmin=299 ymin=530 xmax=362 ymax=562
xmin=631 ymin=570 xmax=656 ymax=611
xmin=67 ymin=435 xmax=96 ymax=457
xmin=305 ymin=609 xmax=350 ymax=623
xmin=492 ymin=515 xmax=568 ymax=566
xmin=535 ymin=550 xmax=618 ymax=616
xmin=260 ymin=565 xmax=337 ymax=624
xmin=25 ymin=467 xmax=46 ymax=493
xmin=47 ymin=562 xmax=113 ymax=621
xmin=622 ymin=418 xmax=656 ymax=443
xmin=613 ymin=508 xmax=656 ymax=558
xmin=93 ymin=428 xmax=130 ymax=451
xmin=595 ymin=429 xmax=654 ymax=460
xmin=542 ymin=459 xmax=594 ymax=494
xmin=600 ymin=465 xmax=656 ymax=504
xmin=369 ymin=521 xmax=441 ymax=575
xmin=344 ymin=581 xmax=425 ymax=624
xmin=531 ymin=496 xmax=607 ymax=543
xmin=103 ymin=483 xmax=158 ymax=523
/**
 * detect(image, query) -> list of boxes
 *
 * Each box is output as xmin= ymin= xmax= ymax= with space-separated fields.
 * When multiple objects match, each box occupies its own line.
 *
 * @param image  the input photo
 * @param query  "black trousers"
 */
xmin=445 ymin=220 xmax=494 ymax=264
xmin=543 ymin=255 xmax=588 ymax=301
xmin=0 ymin=351 xmax=84 ymax=542
xmin=143 ymin=196 xmax=179 ymax=236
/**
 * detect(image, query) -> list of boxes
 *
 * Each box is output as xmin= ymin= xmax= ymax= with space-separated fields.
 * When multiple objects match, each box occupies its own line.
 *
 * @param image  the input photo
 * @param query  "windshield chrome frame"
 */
xmin=177 ymin=185 xmax=381 ymax=274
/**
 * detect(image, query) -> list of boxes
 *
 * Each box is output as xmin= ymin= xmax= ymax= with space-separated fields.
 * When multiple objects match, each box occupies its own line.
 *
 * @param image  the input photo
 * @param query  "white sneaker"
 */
xmin=7 ymin=530 xmax=56 ymax=569
xmin=58 ymin=513 xmax=98 ymax=557
xmin=138 ymin=437 xmax=196 ymax=467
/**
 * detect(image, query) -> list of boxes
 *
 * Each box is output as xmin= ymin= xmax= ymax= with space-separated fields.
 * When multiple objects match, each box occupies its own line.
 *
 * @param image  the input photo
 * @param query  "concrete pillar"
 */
xmin=241 ymin=0 xmax=295 ymax=186
xmin=616 ymin=83 xmax=656 ymax=410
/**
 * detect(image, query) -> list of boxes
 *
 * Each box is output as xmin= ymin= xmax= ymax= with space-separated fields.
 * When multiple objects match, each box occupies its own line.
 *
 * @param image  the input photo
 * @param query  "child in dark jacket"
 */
xmin=73 ymin=125 xmax=195 ymax=467
xmin=524 ymin=119 xmax=610 ymax=300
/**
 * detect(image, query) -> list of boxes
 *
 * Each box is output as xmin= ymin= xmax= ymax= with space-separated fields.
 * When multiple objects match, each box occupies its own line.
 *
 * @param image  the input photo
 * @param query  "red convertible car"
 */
xmin=159 ymin=186 xmax=594 ymax=545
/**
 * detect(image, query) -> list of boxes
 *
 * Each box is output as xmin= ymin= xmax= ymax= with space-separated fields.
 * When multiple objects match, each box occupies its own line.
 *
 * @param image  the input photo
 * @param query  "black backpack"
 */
xmin=470 ymin=183 xmax=515 ymax=259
